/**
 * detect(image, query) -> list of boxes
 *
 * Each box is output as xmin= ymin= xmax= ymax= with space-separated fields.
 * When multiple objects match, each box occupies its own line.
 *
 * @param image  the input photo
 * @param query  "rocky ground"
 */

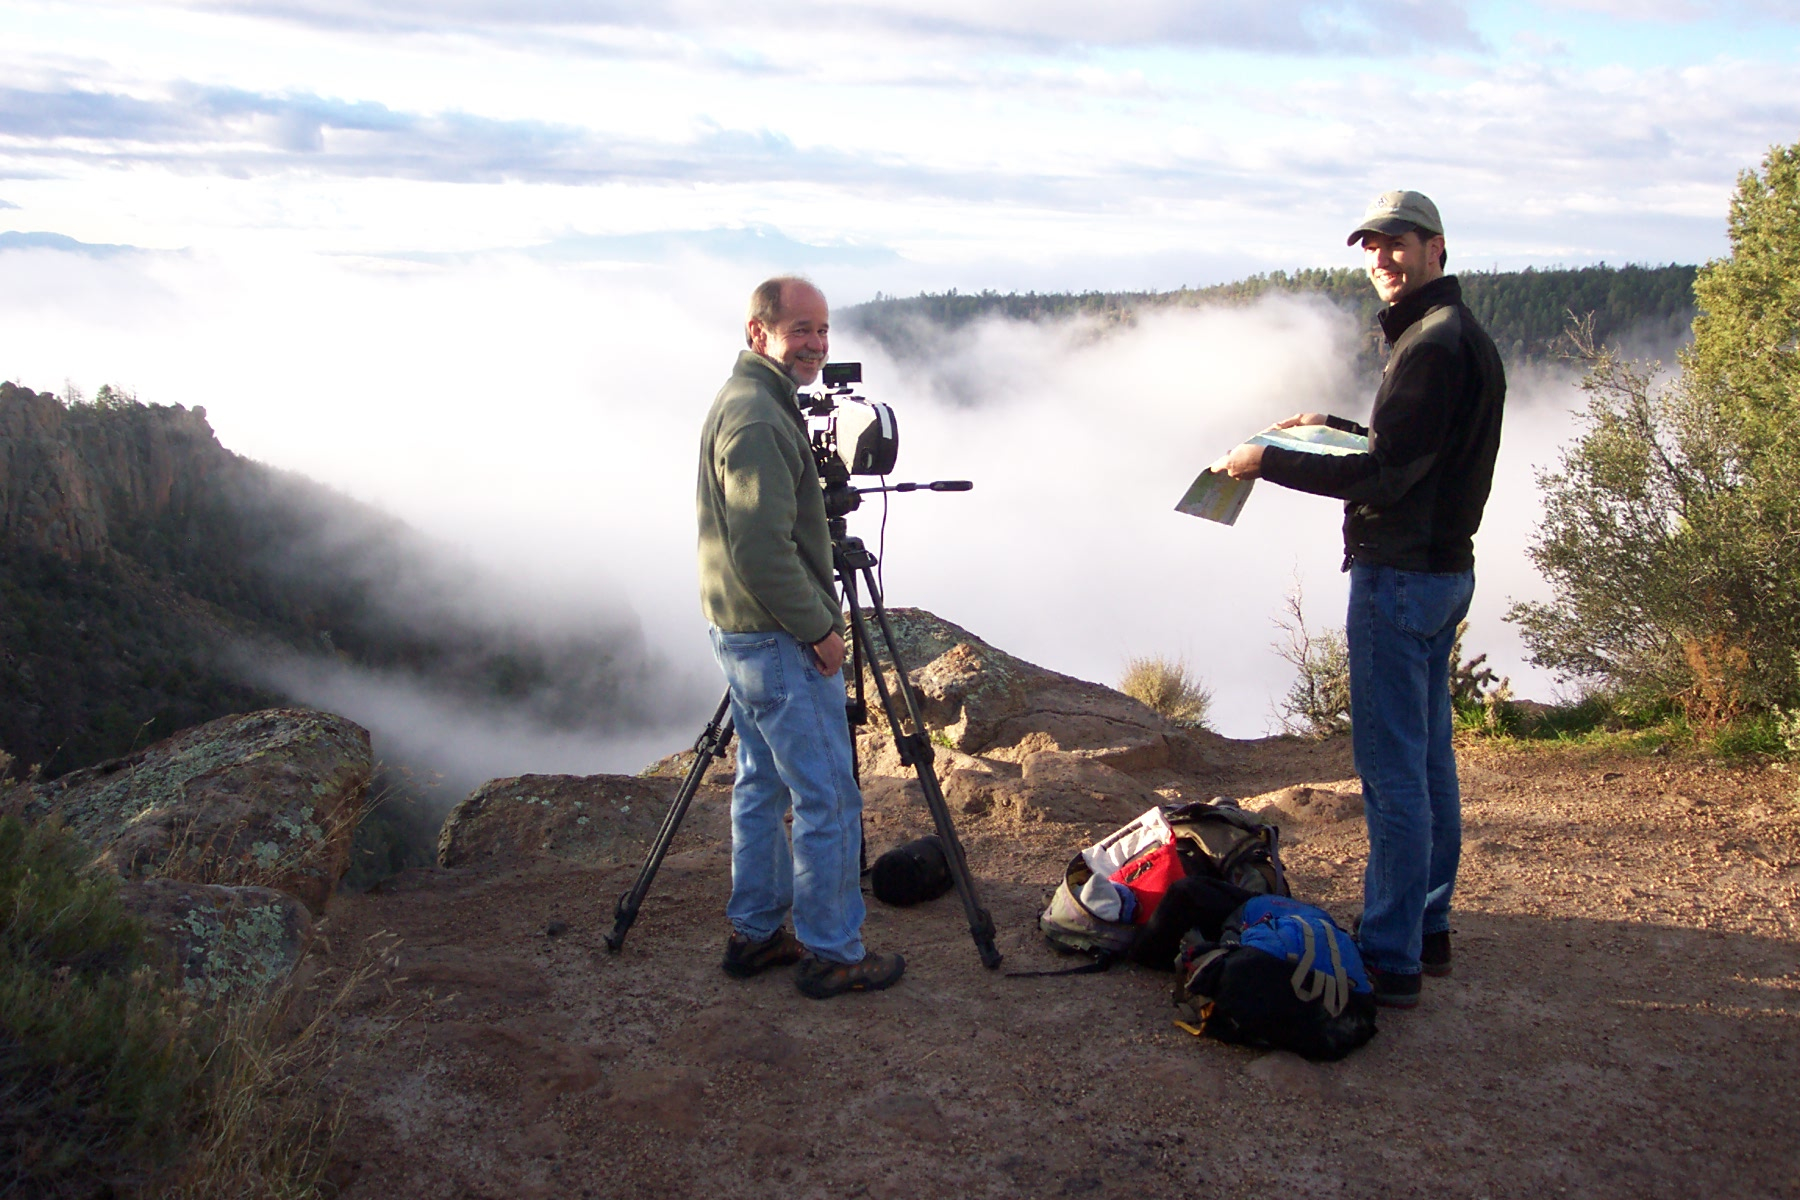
xmin=313 ymin=719 xmax=1800 ymax=1198
xmin=19 ymin=608 xmax=1792 ymax=1199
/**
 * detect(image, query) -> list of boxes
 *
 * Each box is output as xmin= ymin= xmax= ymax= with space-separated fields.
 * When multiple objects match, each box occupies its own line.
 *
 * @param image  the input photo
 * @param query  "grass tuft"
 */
xmin=1119 ymin=655 xmax=1214 ymax=730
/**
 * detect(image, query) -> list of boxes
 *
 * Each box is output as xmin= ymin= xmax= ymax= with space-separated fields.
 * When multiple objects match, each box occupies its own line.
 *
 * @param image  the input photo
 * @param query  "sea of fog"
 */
xmin=0 ymin=245 xmax=1590 ymax=790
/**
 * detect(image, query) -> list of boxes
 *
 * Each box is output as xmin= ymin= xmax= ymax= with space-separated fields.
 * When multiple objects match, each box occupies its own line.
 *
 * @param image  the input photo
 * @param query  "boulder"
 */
xmin=438 ymin=773 xmax=720 ymax=870
xmin=7 ymin=708 xmax=370 ymax=913
xmin=857 ymin=608 xmax=1184 ymax=771
xmin=118 ymin=878 xmax=313 ymax=1001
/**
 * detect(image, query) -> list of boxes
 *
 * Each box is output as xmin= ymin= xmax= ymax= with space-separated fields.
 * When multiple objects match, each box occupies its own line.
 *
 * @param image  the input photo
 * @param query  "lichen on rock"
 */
xmin=117 ymin=877 xmax=313 ymax=999
xmin=12 ymin=707 xmax=371 ymax=912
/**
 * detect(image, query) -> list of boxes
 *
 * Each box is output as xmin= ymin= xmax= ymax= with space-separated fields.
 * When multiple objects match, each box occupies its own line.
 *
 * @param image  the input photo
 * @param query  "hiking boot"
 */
xmin=1421 ymin=930 xmax=1452 ymax=978
xmin=721 ymin=926 xmax=804 ymax=978
xmin=794 ymin=950 xmax=906 ymax=999
xmin=1367 ymin=966 xmax=1422 ymax=1009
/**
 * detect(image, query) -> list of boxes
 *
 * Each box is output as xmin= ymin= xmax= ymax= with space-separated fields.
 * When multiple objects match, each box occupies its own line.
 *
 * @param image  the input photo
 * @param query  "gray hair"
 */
xmin=745 ymin=275 xmax=815 ymax=346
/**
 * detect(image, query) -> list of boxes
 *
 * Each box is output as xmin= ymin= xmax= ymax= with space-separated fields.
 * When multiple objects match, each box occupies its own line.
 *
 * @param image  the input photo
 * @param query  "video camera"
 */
xmin=804 ymin=362 xmax=968 ymax=521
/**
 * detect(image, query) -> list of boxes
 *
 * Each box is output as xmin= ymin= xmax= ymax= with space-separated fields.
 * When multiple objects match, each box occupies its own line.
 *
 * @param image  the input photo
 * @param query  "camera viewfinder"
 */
xmin=823 ymin=361 xmax=862 ymax=388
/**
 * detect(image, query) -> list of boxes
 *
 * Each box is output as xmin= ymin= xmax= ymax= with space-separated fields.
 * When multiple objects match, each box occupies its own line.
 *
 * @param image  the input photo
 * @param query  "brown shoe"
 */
xmin=1421 ymin=930 xmax=1452 ymax=978
xmin=721 ymin=927 xmax=804 ymax=978
xmin=794 ymin=950 xmax=906 ymax=999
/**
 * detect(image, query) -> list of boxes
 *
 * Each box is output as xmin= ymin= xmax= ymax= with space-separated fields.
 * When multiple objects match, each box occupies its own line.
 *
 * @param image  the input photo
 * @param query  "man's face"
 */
xmin=1361 ymin=229 xmax=1444 ymax=304
xmin=747 ymin=283 xmax=829 ymax=385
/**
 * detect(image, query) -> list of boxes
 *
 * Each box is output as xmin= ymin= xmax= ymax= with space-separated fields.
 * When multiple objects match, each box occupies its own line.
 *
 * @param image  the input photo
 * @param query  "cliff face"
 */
xmin=0 ymin=382 xmax=227 ymax=565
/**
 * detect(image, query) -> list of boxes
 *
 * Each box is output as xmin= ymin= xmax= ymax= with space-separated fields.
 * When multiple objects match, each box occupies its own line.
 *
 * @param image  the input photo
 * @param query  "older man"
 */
xmin=1214 ymin=192 xmax=1506 ymax=1007
xmin=695 ymin=275 xmax=905 ymax=999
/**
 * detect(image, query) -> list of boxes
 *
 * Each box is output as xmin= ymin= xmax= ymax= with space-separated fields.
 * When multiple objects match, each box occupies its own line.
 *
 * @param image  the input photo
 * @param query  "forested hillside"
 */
xmin=846 ymin=263 xmax=1698 ymax=374
xmin=0 ymin=382 xmax=655 ymax=782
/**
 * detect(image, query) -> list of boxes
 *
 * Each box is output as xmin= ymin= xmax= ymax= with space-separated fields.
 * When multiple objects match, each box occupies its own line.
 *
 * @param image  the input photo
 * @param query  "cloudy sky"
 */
xmin=3 ymin=1 xmax=1797 ymax=756
xmin=4 ymin=0 xmax=1796 ymax=278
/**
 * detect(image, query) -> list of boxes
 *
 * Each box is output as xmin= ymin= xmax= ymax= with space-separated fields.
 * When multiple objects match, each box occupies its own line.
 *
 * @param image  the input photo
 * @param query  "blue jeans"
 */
xmin=709 ymin=626 xmax=866 ymax=964
xmin=1347 ymin=563 xmax=1475 ymax=976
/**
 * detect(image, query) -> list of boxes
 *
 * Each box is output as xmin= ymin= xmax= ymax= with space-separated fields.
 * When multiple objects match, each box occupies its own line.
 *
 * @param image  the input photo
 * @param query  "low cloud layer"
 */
xmin=242 ymin=646 xmax=701 ymax=800
xmin=0 ymin=242 xmax=1601 ymax=759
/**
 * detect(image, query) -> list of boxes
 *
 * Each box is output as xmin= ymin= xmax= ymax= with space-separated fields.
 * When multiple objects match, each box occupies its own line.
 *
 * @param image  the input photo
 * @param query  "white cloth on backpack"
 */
xmin=1079 ymin=807 xmax=1172 ymax=878
xmin=1078 ymin=872 xmax=1130 ymax=922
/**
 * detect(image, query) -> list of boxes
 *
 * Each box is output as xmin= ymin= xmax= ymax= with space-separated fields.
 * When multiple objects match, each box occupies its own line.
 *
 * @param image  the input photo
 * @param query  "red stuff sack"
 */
xmin=1110 ymin=838 xmax=1187 ymax=925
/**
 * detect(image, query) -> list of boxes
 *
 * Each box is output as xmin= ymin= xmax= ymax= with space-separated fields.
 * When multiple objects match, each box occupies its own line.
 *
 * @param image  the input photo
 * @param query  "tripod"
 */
xmin=603 ymin=509 xmax=1003 ymax=970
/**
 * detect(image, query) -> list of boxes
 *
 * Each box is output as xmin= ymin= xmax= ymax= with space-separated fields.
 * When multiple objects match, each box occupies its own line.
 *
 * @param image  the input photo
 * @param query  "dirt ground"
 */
xmin=316 ymin=735 xmax=1800 ymax=1200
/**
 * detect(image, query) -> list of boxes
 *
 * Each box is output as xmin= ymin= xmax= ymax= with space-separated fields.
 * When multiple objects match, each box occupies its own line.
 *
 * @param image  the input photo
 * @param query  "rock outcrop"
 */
xmin=6 ymin=707 xmax=371 ymax=913
xmin=435 ymin=609 xmax=1249 ymax=874
xmin=438 ymin=773 xmax=718 ymax=870
xmin=857 ymin=608 xmax=1208 ymax=773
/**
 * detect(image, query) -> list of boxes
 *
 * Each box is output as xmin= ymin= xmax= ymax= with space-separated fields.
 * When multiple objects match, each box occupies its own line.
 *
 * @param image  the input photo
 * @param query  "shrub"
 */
xmin=1509 ymin=140 xmax=1800 ymax=723
xmin=0 ymin=815 xmax=202 ymax=1194
xmin=1119 ymin=655 xmax=1214 ymax=729
xmin=0 ymin=816 xmax=347 ymax=1198
xmin=1272 ymin=586 xmax=1351 ymax=738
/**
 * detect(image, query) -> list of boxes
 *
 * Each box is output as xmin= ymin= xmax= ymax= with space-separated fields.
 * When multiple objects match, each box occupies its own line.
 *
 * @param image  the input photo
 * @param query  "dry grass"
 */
xmin=166 ymin=929 xmax=402 ymax=1199
xmin=1119 ymin=655 xmax=1214 ymax=729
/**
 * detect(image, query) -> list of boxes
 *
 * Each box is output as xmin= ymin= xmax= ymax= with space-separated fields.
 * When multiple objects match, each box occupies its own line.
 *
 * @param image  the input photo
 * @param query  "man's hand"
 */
xmin=1273 ymin=412 xmax=1331 ymax=429
xmin=811 ymin=630 xmax=846 ymax=676
xmin=1207 ymin=443 xmax=1265 ymax=480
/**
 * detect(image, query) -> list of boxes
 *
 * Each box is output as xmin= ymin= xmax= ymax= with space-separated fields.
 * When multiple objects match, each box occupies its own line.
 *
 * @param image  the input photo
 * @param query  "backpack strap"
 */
xmin=1322 ymin=927 xmax=1349 ymax=1018
xmin=1202 ymin=822 xmax=1288 ymax=896
xmin=1286 ymin=919 xmax=1351 ymax=1018
xmin=1184 ymin=946 xmax=1230 ymax=990
xmin=1264 ymin=825 xmax=1288 ymax=894
xmin=1006 ymin=951 xmax=1118 ymax=979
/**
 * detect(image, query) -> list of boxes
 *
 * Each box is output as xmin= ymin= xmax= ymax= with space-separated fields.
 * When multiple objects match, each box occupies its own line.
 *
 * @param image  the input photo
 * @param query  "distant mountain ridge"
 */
xmin=843 ymin=263 xmax=1700 ymax=374
xmin=0 ymin=382 xmax=655 ymax=780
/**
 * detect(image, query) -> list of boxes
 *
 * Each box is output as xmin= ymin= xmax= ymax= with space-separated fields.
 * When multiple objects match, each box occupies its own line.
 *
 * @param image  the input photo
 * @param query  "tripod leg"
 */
xmin=846 ymin=573 xmax=1003 ymax=970
xmin=604 ymin=692 xmax=735 ymax=953
xmin=845 ymin=617 xmax=869 ymax=875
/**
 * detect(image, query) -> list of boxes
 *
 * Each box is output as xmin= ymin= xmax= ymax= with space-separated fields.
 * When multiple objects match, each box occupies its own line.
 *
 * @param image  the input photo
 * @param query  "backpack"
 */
xmin=1163 ymin=800 xmax=1287 ymax=896
xmin=1173 ymin=895 xmax=1378 ymax=1061
xmin=1029 ymin=801 xmax=1288 ymax=973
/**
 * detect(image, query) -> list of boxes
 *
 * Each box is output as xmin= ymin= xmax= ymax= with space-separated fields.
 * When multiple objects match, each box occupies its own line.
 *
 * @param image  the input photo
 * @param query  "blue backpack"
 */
xmin=1174 ymin=895 xmax=1378 ymax=1061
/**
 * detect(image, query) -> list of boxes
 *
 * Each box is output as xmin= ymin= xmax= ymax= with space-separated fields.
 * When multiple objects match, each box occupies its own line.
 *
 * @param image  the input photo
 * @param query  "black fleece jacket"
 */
xmin=1260 ymin=275 xmax=1506 ymax=573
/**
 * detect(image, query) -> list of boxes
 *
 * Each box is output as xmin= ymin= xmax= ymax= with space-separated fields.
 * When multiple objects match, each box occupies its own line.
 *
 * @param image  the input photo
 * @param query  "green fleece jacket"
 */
xmin=696 ymin=351 xmax=842 ymax=644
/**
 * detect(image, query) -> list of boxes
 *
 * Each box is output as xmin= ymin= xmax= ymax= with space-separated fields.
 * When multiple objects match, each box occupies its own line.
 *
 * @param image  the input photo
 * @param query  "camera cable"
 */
xmin=878 ymin=474 xmax=890 ymax=597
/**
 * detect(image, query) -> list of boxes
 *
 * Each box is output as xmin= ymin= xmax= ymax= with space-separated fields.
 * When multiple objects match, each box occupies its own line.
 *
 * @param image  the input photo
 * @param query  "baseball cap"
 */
xmin=1347 ymin=190 xmax=1443 ymax=245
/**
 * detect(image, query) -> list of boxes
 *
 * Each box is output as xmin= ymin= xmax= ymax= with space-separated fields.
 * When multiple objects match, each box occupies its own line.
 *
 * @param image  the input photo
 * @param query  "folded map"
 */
xmin=1175 ymin=423 xmax=1370 ymax=526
